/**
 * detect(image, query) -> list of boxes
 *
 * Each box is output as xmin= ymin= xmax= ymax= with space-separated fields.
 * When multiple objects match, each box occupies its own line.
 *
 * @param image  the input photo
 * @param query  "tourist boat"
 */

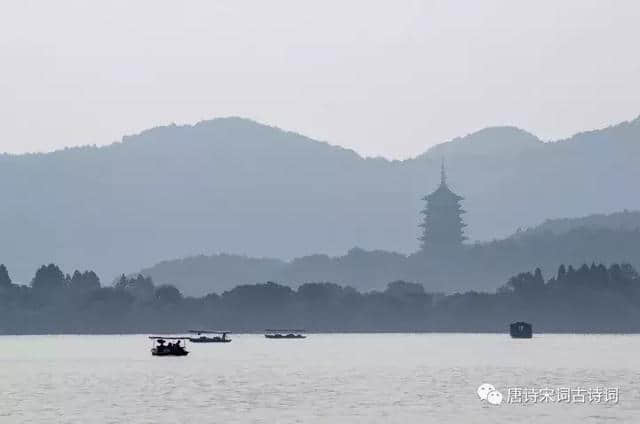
xmin=509 ymin=321 xmax=533 ymax=338
xmin=264 ymin=329 xmax=306 ymax=339
xmin=149 ymin=336 xmax=189 ymax=356
xmin=188 ymin=330 xmax=232 ymax=343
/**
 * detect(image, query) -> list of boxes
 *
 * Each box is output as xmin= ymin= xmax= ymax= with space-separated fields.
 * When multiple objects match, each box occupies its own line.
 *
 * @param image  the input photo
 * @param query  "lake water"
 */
xmin=0 ymin=334 xmax=639 ymax=423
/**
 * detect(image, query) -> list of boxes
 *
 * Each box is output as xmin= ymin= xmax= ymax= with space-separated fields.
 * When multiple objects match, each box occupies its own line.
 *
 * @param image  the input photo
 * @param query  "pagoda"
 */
xmin=419 ymin=160 xmax=467 ymax=251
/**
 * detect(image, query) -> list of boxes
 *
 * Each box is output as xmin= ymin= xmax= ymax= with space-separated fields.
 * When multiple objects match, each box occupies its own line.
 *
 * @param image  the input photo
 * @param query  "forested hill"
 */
xmin=1 ymin=115 xmax=639 ymax=284
xmin=138 ymin=224 xmax=640 ymax=296
xmin=510 ymin=210 xmax=640 ymax=238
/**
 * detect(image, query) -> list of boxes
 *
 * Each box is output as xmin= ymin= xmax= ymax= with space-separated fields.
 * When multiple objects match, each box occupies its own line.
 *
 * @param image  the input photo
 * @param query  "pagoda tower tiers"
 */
xmin=419 ymin=160 xmax=467 ymax=251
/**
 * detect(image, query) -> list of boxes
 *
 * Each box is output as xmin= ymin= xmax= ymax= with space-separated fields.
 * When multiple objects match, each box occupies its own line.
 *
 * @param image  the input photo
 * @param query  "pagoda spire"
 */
xmin=440 ymin=158 xmax=447 ymax=186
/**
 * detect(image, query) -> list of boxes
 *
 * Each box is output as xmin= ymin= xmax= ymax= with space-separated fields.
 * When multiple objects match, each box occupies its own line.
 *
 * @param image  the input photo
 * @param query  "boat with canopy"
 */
xmin=264 ymin=329 xmax=306 ymax=339
xmin=188 ymin=330 xmax=232 ymax=343
xmin=149 ymin=336 xmax=190 ymax=356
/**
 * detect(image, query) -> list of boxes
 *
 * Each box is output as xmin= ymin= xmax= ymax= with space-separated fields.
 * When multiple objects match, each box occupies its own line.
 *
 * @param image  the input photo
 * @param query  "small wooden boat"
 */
xmin=188 ymin=330 xmax=232 ymax=343
xmin=149 ymin=336 xmax=189 ymax=356
xmin=264 ymin=329 xmax=306 ymax=339
xmin=510 ymin=322 xmax=533 ymax=338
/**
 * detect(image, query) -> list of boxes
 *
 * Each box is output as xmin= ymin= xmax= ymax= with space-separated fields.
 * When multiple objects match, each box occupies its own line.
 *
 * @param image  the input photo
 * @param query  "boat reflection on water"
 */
xmin=149 ymin=336 xmax=189 ymax=356
xmin=264 ymin=329 xmax=307 ymax=339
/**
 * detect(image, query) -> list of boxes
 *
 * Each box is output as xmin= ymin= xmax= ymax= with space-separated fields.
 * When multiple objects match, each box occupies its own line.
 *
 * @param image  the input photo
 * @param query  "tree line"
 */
xmin=1 ymin=262 xmax=640 ymax=334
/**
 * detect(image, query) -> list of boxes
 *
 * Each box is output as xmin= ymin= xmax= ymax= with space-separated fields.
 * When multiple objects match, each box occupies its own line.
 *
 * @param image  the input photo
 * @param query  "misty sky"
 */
xmin=1 ymin=0 xmax=639 ymax=159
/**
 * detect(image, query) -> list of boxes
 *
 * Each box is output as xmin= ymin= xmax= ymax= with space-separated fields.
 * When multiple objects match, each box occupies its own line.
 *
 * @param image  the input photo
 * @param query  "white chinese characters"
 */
xmin=506 ymin=387 xmax=619 ymax=404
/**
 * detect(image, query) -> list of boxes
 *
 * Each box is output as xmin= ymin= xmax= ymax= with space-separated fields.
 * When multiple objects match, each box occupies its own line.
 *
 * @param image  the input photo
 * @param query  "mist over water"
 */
xmin=1 ymin=334 xmax=638 ymax=423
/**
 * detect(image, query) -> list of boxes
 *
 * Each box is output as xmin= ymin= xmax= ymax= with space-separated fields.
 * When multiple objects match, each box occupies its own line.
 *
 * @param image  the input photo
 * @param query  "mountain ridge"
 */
xmin=5 ymin=113 xmax=637 ymax=166
xmin=8 ymin=113 xmax=639 ymax=160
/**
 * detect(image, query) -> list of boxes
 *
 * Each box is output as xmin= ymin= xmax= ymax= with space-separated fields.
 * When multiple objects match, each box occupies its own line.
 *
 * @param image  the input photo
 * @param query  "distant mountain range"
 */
xmin=1 ymin=115 xmax=639 ymax=285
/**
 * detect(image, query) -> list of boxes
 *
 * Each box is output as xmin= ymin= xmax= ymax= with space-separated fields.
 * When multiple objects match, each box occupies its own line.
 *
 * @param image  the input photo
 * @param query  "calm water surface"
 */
xmin=1 ymin=334 xmax=639 ymax=423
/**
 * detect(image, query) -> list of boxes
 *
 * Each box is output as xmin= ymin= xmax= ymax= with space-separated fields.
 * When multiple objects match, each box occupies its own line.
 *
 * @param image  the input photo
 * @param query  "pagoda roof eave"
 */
xmin=425 ymin=186 xmax=464 ymax=200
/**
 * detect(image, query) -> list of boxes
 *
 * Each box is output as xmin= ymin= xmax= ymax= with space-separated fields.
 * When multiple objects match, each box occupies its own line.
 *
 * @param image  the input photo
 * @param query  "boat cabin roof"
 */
xmin=265 ymin=329 xmax=305 ymax=333
xmin=149 ymin=336 xmax=189 ymax=340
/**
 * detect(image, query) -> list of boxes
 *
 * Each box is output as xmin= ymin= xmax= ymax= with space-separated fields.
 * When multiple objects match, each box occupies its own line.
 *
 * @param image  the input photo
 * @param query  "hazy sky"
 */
xmin=1 ymin=1 xmax=639 ymax=159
